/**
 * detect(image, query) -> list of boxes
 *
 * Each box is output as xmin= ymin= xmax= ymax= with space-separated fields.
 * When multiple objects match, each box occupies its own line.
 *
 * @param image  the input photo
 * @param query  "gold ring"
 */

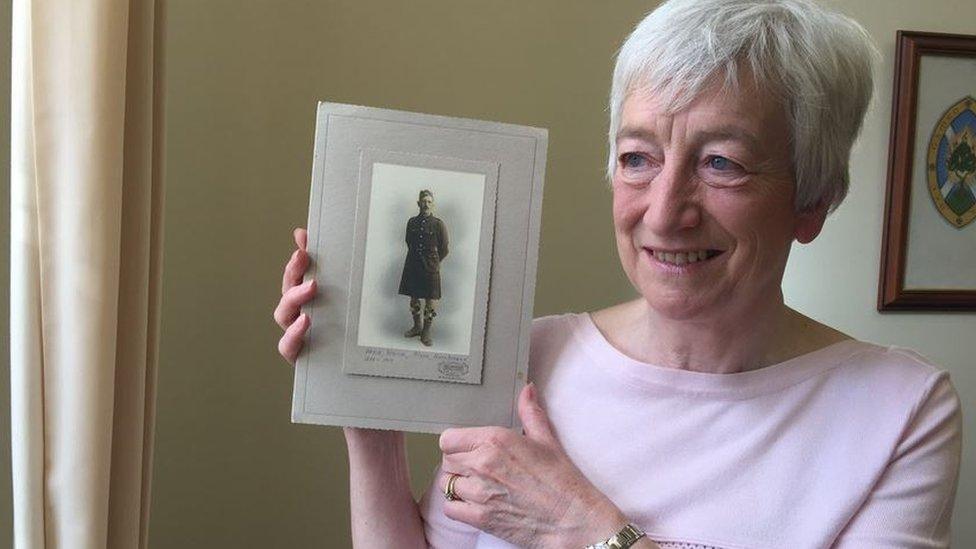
xmin=444 ymin=473 xmax=462 ymax=501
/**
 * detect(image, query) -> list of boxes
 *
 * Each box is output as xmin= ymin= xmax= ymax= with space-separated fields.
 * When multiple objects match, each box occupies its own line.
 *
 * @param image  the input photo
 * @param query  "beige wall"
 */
xmin=0 ymin=1 xmax=970 ymax=548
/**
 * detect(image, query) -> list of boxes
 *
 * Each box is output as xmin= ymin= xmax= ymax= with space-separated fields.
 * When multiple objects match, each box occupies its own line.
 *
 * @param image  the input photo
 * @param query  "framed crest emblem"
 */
xmin=879 ymin=31 xmax=976 ymax=310
xmin=927 ymin=96 xmax=976 ymax=229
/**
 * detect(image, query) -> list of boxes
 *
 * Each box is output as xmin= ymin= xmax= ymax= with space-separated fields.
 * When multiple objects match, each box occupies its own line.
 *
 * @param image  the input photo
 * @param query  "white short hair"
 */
xmin=608 ymin=0 xmax=878 ymax=212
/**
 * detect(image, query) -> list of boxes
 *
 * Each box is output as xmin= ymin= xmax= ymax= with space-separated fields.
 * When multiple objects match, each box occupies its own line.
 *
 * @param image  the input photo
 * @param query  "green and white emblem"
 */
xmin=927 ymin=96 xmax=976 ymax=229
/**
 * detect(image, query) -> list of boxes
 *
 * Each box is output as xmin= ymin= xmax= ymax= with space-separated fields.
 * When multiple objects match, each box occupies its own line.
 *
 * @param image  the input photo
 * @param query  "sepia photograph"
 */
xmin=339 ymin=149 xmax=498 ymax=385
xmin=356 ymin=162 xmax=488 ymax=357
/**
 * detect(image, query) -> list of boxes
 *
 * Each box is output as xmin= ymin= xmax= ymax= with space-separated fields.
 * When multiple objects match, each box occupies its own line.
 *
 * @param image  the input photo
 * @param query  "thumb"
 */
xmin=518 ymin=382 xmax=558 ymax=447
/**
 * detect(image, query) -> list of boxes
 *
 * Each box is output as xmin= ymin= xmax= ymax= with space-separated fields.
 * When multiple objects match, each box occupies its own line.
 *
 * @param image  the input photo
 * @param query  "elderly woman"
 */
xmin=273 ymin=0 xmax=962 ymax=547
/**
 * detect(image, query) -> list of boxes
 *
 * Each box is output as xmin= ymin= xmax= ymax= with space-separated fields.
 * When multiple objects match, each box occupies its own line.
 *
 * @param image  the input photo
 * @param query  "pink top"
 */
xmin=420 ymin=313 xmax=963 ymax=548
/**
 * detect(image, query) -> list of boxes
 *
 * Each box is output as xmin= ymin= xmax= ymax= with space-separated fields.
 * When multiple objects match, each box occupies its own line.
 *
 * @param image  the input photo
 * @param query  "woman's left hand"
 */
xmin=438 ymin=383 xmax=627 ymax=548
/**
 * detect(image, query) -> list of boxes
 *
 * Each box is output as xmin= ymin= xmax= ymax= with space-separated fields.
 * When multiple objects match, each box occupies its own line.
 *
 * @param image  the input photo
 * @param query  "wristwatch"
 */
xmin=585 ymin=523 xmax=646 ymax=549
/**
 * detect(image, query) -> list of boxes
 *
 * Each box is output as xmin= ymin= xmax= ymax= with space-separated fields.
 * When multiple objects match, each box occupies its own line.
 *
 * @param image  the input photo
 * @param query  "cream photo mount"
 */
xmin=292 ymin=102 xmax=548 ymax=434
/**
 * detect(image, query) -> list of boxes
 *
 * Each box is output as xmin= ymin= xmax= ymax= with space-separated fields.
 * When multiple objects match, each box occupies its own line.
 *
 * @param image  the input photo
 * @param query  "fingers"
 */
xmin=281 ymin=247 xmax=311 ymax=295
xmin=438 ymin=471 xmax=492 ymax=527
xmin=278 ymin=313 xmax=311 ymax=364
xmin=440 ymin=426 xmax=512 ymax=455
xmin=440 ymin=452 xmax=474 ymax=477
xmin=438 ymin=469 xmax=486 ymax=504
xmin=442 ymin=499 xmax=484 ymax=529
xmin=274 ymin=279 xmax=317 ymax=329
xmin=276 ymin=228 xmax=313 ymax=365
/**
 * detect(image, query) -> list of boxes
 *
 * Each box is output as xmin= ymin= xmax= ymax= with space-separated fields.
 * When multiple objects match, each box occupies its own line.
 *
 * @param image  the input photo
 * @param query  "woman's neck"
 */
xmin=592 ymin=297 xmax=848 ymax=374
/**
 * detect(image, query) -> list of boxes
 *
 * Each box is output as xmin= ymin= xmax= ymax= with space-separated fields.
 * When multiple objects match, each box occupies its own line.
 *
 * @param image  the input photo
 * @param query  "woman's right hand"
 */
xmin=274 ymin=227 xmax=317 ymax=364
xmin=276 ymin=229 xmax=419 ymax=547
xmin=274 ymin=228 xmax=404 ymax=443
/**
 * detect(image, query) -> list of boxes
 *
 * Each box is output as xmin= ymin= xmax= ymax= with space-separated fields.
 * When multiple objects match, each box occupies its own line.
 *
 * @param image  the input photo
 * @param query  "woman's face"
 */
xmin=611 ymin=81 xmax=826 ymax=321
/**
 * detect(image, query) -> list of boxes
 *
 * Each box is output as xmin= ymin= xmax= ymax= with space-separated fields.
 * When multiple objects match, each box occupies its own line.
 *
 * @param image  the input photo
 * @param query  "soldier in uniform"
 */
xmin=398 ymin=189 xmax=449 ymax=346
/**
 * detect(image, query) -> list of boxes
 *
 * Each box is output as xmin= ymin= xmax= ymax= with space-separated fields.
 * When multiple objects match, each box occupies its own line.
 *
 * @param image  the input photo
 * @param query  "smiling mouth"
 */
xmin=644 ymin=248 xmax=724 ymax=266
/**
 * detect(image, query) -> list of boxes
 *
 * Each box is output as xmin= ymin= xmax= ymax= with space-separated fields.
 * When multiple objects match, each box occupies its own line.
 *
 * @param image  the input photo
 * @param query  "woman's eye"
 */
xmin=708 ymin=155 xmax=734 ymax=170
xmin=620 ymin=152 xmax=648 ymax=169
xmin=700 ymin=155 xmax=749 ymax=187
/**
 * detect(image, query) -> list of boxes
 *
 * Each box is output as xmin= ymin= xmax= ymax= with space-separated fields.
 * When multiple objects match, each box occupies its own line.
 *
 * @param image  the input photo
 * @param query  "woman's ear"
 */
xmin=793 ymin=203 xmax=830 ymax=244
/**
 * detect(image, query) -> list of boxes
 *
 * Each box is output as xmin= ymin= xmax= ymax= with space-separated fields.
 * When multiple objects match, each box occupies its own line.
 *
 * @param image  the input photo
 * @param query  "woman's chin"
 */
xmin=637 ymin=291 xmax=719 ymax=322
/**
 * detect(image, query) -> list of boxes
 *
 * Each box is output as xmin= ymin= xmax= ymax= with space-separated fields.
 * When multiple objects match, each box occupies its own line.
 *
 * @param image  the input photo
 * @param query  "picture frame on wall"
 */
xmin=291 ymin=102 xmax=548 ymax=434
xmin=879 ymin=30 xmax=976 ymax=311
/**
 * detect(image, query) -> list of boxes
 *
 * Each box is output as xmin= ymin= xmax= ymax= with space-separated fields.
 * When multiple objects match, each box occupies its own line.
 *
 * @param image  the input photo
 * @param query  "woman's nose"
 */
xmin=642 ymin=164 xmax=702 ymax=234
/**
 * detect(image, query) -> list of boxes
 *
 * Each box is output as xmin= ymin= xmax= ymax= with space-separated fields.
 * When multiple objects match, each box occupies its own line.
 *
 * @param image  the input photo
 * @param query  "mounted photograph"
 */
xmin=292 ymin=102 xmax=546 ymax=433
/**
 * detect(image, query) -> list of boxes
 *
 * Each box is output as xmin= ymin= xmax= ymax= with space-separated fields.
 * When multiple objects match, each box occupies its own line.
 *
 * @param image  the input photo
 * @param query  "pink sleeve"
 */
xmin=419 ymin=465 xmax=481 ymax=549
xmin=833 ymin=372 xmax=962 ymax=548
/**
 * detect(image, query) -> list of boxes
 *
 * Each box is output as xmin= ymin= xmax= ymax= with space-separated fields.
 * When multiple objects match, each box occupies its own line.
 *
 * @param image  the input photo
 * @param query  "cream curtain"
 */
xmin=10 ymin=0 xmax=166 ymax=547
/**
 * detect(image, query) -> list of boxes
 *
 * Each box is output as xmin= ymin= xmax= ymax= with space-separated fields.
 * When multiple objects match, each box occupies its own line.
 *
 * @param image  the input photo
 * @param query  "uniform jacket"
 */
xmin=398 ymin=213 xmax=449 ymax=299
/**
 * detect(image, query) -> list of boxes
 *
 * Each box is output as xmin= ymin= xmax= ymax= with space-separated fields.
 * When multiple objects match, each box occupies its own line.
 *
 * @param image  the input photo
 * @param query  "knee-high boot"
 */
xmin=404 ymin=312 xmax=423 ymax=338
xmin=420 ymin=318 xmax=434 ymax=346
